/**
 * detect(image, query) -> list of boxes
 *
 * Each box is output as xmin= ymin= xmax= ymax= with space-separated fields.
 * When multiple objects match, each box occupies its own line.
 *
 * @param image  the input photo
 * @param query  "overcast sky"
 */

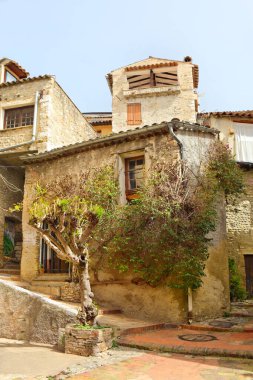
xmin=1 ymin=0 xmax=252 ymax=113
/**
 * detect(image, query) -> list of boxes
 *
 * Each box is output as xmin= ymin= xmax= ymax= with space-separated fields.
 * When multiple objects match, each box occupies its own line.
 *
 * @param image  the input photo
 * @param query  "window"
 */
xmin=5 ymin=106 xmax=34 ymax=129
xmin=4 ymin=69 xmax=17 ymax=83
xmin=125 ymin=156 xmax=145 ymax=200
xmin=127 ymin=103 xmax=142 ymax=125
xmin=233 ymin=122 xmax=253 ymax=163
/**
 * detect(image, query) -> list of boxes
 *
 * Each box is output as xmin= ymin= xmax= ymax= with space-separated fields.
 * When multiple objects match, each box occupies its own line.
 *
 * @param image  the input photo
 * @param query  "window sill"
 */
xmin=127 ymin=122 xmax=142 ymax=126
xmin=0 ymin=125 xmax=33 ymax=132
xmin=123 ymin=85 xmax=180 ymax=98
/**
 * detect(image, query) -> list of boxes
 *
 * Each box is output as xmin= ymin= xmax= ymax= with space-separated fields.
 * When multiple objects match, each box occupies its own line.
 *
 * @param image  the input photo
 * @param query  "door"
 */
xmin=40 ymin=238 xmax=69 ymax=273
xmin=244 ymin=255 xmax=253 ymax=296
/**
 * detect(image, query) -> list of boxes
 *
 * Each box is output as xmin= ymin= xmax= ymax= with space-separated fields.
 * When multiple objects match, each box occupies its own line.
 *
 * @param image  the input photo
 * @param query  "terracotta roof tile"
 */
xmin=198 ymin=110 xmax=253 ymax=118
xmin=125 ymin=62 xmax=178 ymax=71
xmin=0 ymin=75 xmax=53 ymax=89
xmin=0 ymin=58 xmax=29 ymax=79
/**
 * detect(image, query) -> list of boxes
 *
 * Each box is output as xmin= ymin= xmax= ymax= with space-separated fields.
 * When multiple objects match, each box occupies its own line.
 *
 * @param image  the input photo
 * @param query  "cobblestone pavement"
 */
xmin=69 ymin=353 xmax=253 ymax=380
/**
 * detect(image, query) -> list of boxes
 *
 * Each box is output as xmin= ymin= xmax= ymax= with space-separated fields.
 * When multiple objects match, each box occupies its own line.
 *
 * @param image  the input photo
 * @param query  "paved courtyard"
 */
xmin=1 ymin=337 xmax=253 ymax=380
xmin=70 ymin=353 xmax=253 ymax=380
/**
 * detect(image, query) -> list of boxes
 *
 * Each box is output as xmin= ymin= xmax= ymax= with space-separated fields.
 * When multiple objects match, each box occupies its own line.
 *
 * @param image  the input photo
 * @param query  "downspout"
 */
xmin=0 ymin=91 xmax=40 ymax=153
xmin=167 ymin=121 xmax=193 ymax=323
xmin=167 ymin=122 xmax=184 ymax=160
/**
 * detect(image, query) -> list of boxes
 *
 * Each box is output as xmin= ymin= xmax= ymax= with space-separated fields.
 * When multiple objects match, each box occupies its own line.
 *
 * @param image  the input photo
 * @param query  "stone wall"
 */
xmin=21 ymin=130 xmax=229 ymax=322
xmin=46 ymin=81 xmax=96 ymax=150
xmin=226 ymin=170 xmax=253 ymax=286
xmin=0 ymin=279 xmax=77 ymax=344
xmin=111 ymin=57 xmax=197 ymax=133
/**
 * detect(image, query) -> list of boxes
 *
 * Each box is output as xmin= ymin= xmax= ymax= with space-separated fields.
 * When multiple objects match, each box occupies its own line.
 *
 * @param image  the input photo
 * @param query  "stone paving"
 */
xmin=118 ymin=327 xmax=253 ymax=358
xmin=69 ymin=353 xmax=253 ymax=380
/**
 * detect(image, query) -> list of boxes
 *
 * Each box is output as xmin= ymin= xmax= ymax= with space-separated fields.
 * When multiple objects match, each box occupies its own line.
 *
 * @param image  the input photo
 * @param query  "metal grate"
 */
xmin=178 ymin=334 xmax=217 ymax=342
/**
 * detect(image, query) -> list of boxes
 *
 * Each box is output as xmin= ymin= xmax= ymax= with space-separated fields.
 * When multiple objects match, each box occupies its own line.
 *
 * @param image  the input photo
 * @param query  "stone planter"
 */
xmin=64 ymin=324 xmax=113 ymax=356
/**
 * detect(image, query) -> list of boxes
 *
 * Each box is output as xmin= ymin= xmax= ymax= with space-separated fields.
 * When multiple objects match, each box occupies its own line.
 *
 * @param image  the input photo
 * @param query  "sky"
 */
xmin=1 ymin=0 xmax=253 ymax=113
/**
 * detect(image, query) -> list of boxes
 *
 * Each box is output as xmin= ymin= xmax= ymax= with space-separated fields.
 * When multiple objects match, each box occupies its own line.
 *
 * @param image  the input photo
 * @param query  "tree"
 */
xmin=28 ymin=166 xmax=119 ymax=325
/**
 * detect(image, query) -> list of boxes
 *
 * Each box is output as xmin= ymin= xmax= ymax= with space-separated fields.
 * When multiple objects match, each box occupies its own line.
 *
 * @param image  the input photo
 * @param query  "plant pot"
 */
xmin=64 ymin=324 xmax=113 ymax=356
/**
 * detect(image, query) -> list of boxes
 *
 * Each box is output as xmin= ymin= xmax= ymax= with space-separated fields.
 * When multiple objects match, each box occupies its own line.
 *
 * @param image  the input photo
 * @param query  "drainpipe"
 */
xmin=167 ymin=121 xmax=184 ymax=160
xmin=0 ymin=91 xmax=40 ymax=153
xmin=167 ymin=121 xmax=193 ymax=323
xmin=187 ymin=288 xmax=193 ymax=324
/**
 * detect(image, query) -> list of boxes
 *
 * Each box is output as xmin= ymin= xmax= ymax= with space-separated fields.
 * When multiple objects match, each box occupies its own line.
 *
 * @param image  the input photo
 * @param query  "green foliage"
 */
xmin=3 ymin=233 xmax=14 ymax=257
xmin=228 ymin=258 xmax=247 ymax=301
xmin=28 ymin=166 xmax=119 ymax=252
xmin=73 ymin=324 xmax=108 ymax=330
xmin=206 ymin=141 xmax=245 ymax=200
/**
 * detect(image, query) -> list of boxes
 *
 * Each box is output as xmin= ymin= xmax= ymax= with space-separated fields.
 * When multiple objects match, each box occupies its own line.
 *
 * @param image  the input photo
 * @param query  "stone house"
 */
xmin=0 ymin=56 xmax=232 ymax=322
xmin=0 ymin=57 xmax=96 ymax=267
xmin=198 ymin=111 xmax=253 ymax=297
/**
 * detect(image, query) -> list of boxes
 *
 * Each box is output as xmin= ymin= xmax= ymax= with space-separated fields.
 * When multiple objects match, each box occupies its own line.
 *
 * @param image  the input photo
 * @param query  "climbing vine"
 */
xmin=106 ymin=141 xmax=245 ymax=290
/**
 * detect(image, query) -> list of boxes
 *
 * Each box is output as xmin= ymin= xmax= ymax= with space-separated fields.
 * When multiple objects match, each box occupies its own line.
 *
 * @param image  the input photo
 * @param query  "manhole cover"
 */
xmin=178 ymin=334 xmax=217 ymax=342
xmin=209 ymin=320 xmax=235 ymax=328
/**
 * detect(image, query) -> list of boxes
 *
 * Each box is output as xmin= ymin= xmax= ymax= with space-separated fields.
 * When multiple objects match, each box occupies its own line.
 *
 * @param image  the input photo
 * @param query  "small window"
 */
xmin=125 ymin=156 xmax=145 ymax=200
xmin=4 ymin=69 xmax=17 ymax=83
xmin=127 ymin=103 xmax=142 ymax=125
xmin=5 ymin=106 xmax=34 ymax=129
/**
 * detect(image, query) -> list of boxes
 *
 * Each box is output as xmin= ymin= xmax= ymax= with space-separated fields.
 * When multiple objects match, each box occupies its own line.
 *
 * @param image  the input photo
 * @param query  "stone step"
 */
xmin=36 ymin=274 xmax=70 ymax=281
xmin=0 ymin=274 xmax=21 ymax=281
xmin=30 ymin=280 xmax=68 ymax=287
xmin=28 ymin=284 xmax=62 ymax=298
xmin=0 ymin=269 xmax=20 ymax=275
xmin=3 ymin=264 xmax=20 ymax=270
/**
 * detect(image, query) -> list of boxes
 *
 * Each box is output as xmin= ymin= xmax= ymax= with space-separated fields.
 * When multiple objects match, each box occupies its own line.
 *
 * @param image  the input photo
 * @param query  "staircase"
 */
xmin=28 ymin=273 xmax=70 ymax=299
xmin=0 ymin=258 xmax=20 ymax=276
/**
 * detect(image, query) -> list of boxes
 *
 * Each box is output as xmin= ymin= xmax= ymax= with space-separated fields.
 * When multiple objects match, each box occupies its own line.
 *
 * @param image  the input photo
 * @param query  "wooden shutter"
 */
xmin=127 ymin=103 xmax=141 ymax=125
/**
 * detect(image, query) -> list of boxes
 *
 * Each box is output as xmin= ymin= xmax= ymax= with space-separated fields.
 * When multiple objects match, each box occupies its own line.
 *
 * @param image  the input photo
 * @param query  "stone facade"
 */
xmin=21 ymin=124 xmax=229 ymax=322
xmin=198 ymin=114 xmax=253 ymax=293
xmin=109 ymin=57 xmax=198 ymax=133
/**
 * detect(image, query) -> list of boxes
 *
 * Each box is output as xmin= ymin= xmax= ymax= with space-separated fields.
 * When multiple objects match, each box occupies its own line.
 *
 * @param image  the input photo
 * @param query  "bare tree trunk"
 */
xmin=77 ymin=256 xmax=98 ymax=325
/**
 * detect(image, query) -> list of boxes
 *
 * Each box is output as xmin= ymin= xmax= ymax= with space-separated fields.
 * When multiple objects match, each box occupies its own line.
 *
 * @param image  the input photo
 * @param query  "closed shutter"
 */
xmin=127 ymin=103 xmax=141 ymax=125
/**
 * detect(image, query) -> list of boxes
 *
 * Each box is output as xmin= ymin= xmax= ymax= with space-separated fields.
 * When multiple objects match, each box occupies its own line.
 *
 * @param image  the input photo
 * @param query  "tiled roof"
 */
xmin=22 ymin=121 xmax=218 ymax=164
xmin=198 ymin=111 xmax=253 ymax=118
xmin=125 ymin=62 xmax=178 ymax=71
xmin=0 ymin=75 xmax=53 ymax=89
xmin=83 ymin=112 xmax=112 ymax=125
xmin=0 ymin=58 xmax=29 ymax=79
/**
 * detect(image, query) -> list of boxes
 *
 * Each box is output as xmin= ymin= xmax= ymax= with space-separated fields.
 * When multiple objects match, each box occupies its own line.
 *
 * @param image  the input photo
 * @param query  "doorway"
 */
xmin=244 ymin=255 xmax=253 ymax=297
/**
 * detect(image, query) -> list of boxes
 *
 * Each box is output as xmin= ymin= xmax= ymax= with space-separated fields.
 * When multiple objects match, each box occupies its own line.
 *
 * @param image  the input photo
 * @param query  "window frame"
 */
xmin=4 ymin=105 xmax=34 ymax=129
xmin=125 ymin=155 xmax=145 ymax=200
